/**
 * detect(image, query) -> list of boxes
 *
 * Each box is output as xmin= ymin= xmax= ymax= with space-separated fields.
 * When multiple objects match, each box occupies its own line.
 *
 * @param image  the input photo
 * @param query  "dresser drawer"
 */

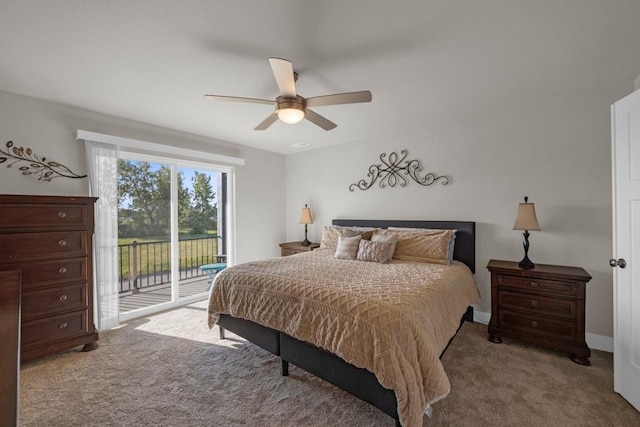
xmin=498 ymin=310 xmax=577 ymax=341
xmin=498 ymin=291 xmax=577 ymax=320
xmin=0 ymin=204 xmax=89 ymax=231
xmin=497 ymin=274 xmax=578 ymax=297
xmin=1 ymin=257 xmax=87 ymax=290
xmin=22 ymin=282 xmax=88 ymax=320
xmin=0 ymin=231 xmax=88 ymax=261
xmin=21 ymin=310 xmax=89 ymax=348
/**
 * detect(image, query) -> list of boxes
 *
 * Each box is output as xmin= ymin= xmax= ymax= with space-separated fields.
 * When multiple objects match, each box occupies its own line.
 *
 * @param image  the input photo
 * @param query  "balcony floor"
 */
xmin=119 ymin=277 xmax=210 ymax=313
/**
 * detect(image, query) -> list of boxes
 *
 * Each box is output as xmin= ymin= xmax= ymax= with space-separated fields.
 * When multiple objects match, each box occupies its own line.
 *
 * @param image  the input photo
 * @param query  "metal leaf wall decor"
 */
xmin=349 ymin=150 xmax=449 ymax=191
xmin=0 ymin=140 xmax=87 ymax=181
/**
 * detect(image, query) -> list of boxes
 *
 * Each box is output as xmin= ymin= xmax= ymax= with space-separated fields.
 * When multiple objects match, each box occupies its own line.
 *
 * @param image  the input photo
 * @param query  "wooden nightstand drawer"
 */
xmin=279 ymin=241 xmax=319 ymax=256
xmin=282 ymin=248 xmax=306 ymax=256
xmin=499 ymin=311 xmax=577 ymax=341
xmin=498 ymin=291 xmax=577 ymax=320
xmin=497 ymin=274 xmax=578 ymax=297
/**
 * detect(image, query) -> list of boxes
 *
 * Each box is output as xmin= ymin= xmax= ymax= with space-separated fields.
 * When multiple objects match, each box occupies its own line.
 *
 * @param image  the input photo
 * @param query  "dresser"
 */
xmin=0 ymin=270 xmax=20 ymax=427
xmin=279 ymin=241 xmax=320 ymax=256
xmin=0 ymin=194 xmax=99 ymax=361
xmin=487 ymin=259 xmax=592 ymax=365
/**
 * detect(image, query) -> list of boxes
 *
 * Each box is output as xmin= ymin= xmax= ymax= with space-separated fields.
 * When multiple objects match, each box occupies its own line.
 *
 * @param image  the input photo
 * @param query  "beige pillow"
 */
xmin=320 ymin=226 xmax=378 ymax=249
xmin=378 ymin=228 xmax=454 ymax=264
xmin=334 ymin=235 xmax=362 ymax=260
xmin=388 ymin=227 xmax=457 ymax=263
xmin=356 ymin=239 xmax=393 ymax=263
xmin=320 ymin=225 xmax=344 ymax=249
xmin=371 ymin=231 xmax=398 ymax=260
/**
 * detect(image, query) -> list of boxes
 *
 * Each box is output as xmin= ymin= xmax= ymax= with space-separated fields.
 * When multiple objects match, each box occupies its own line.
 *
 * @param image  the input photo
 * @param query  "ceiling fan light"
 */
xmin=277 ymin=107 xmax=305 ymax=124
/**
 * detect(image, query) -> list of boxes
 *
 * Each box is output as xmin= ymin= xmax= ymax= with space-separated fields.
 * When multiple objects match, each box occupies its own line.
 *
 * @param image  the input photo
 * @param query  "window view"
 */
xmin=117 ymin=158 xmax=226 ymax=315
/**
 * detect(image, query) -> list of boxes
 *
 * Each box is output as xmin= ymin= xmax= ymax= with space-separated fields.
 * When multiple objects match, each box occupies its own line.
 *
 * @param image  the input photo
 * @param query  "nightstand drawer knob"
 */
xmin=59 ymin=267 xmax=67 ymax=274
xmin=531 ymin=300 xmax=538 ymax=307
xmin=58 ymin=240 xmax=67 ymax=247
xmin=58 ymin=211 xmax=67 ymax=218
xmin=531 ymin=321 xmax=538 ymax=328
xmin=530 ymin=282 xmax=538 ymax=288
xmin=59 ymin=322 xmax=68 ymax=329
xmin=59 ymin=294 xmax=68 ymax=302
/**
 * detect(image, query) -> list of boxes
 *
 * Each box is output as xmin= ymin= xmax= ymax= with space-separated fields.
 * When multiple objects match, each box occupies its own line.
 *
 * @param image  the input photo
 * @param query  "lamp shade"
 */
xmin=513 ymin=199 xmax=540 ymax=231
xmin=300 ymin=204 xmax=313 ymax=224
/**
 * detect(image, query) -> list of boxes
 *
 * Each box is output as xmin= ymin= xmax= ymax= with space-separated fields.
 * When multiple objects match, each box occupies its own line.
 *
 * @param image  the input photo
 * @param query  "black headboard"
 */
xmin=331 ymin=219 xmax=476 ymax=273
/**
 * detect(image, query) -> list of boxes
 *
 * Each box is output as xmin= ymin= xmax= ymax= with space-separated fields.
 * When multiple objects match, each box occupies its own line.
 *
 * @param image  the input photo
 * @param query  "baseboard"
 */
xmin=586 ymin=333 xmax=613 ymax=353
xmin=472 ymin=310 xmax=613 ymax=353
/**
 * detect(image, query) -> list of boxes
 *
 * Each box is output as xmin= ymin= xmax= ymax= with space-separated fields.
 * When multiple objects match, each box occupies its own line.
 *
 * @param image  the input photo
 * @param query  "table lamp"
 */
xmin=513 ymin=196 xmax=540 ymax=269
xmin=300 ymin=204 xmax=313 ymax=246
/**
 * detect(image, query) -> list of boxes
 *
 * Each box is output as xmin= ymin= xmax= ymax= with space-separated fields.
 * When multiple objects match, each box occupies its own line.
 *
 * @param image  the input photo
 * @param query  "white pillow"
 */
xmin=371 ymin=231 xmax=398 ymax=261
xmin=334 ymin=235 xmax=362 ymax=260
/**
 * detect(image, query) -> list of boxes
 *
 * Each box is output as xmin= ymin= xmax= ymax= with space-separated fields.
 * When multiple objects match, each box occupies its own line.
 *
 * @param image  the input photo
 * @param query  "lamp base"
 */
xmin=300 ymin=239 xmax=311 ymax=247
xmin=518 ymin=255 xmax=535 ymax=270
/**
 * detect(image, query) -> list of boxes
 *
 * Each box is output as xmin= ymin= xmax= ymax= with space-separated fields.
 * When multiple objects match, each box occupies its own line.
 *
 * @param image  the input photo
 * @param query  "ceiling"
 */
xmin=1 ymin=1 xmax=639 ymax=154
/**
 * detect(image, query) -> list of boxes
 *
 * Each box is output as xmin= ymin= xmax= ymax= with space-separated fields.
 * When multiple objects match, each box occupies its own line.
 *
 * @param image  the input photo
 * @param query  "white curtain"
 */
xmin=84 ymin=140 xmax=120 ymax=330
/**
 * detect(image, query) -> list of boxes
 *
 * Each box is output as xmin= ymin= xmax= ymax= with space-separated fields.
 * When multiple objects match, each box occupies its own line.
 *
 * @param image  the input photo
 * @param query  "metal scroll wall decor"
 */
xmin=349 ymin=150 xmax=449 ymax=191
xmin=0 ymin=140 xmax=87 ymax=181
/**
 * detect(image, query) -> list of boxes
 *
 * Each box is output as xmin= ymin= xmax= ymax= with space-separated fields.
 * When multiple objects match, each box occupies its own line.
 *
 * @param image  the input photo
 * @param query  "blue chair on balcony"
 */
xmin=200 ymin=262 xmax=227 ymax=291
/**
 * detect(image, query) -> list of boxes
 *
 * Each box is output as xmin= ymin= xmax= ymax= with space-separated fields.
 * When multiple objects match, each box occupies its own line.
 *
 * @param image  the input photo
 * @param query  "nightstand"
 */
xmin=487 ymin=259 xmax=592 ymax=365
xmin=279 ymin=241 xmax=320 ymax=256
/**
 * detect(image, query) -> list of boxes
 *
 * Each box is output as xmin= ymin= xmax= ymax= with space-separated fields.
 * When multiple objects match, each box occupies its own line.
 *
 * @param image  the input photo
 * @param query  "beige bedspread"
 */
xmin=207 ymin=248 xmax=479 ymax=427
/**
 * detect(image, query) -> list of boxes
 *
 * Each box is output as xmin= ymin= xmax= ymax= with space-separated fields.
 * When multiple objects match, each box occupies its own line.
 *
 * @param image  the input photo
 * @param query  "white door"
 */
xmin=611 ymin=89 xmax=640 ymax=412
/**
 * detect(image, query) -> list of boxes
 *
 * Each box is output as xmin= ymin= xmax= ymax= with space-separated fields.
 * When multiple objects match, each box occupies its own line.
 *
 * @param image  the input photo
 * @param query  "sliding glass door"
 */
xmin=117 ymin=153 xmax=229 ymax=320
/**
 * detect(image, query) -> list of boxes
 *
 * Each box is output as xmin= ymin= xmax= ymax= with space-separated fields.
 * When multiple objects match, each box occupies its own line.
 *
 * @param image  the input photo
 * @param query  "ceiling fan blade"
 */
xmin=306 ymin=90 xmax=372 ymax=108
xmin=204 ymin=95 xmax=274 ymax=105
xmin=269 ymin=57 xmax=297 ymax=97
xmin=254 ymin=113 xmax=279 ymax=131
xmin=305 ymin=109 xmax=337 ymax=131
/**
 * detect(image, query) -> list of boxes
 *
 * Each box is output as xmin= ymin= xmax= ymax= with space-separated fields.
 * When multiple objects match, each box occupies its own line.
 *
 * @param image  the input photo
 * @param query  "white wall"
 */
xmin=286 ymin=82 xmax=633 ymax=345
xmin=0 ymin=90 xmax=286 ymax=263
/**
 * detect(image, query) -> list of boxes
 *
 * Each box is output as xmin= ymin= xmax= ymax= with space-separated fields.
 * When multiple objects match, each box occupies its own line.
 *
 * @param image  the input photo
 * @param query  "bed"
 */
xmin=207 ymin=220 xmax=479 ymax=427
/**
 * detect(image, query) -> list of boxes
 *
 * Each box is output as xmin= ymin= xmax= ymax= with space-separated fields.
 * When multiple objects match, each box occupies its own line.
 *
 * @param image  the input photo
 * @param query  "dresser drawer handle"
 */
xmin=59 ymin=267 xmax=68 ymax=274
xmin=530 ymin=282 xmax=538 ymax=288
xmin=59 ymin=322 xmax=68 ymax=329
xmin=58 ymin=211 xmax=67 ymax=218
xmin=531 ymin=321 xmax=538 ymax=328
xmin=59 ymin=294 xmax=68 ymax=302
xmin=530 ymin=300 xmax=538 ymax=307
xmin=58 ymin=240 xmax=67 ymax=246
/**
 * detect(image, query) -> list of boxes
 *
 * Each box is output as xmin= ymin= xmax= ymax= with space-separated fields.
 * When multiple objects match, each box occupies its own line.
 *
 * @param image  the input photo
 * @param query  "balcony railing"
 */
xmin=118 ymin=236 xmax=225 ymax=294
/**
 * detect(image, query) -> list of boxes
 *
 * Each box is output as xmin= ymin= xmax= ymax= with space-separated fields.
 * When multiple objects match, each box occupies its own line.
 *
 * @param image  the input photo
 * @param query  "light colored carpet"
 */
xmin=20 ymin=301 xmax=640 ymax=426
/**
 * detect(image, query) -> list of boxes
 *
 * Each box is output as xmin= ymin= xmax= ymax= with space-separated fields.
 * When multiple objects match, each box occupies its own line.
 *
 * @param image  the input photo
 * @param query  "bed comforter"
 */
xmin=207 ymin=248 xmax=480 ymax=427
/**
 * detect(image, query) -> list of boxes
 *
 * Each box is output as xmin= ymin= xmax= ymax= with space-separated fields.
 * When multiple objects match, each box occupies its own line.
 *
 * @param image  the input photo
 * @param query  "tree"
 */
xmin=186 ymin=171 xmax=217 ymax=234
xmin=117 ymin=160 xmax=189 ymax=238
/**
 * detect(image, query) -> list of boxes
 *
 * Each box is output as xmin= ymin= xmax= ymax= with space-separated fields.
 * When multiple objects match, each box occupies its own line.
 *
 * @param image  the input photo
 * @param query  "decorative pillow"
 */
xmin=356 ymin=239 xmax=393 ymax=263
xmin=320 ymin=226 xmax=377 ymax=249
xmin=343 ymin=228 xmax=375 ymax=241
xmin=320 ymin=226 xmax=344 ymax=249
xmin=380 ymin=228 xmax=455 ymax=264
xmin=388 ymin=227 xmax=457 ymax=263
xmin=334 ymin=235 xmax=362 ymax=260
xmin=371 ymin=231 xmax=399 ymax=261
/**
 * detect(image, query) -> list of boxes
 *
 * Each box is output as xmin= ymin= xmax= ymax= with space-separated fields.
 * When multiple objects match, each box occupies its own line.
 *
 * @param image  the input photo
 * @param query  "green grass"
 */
xmin=118 ymin=234 xmax=222 ymax=279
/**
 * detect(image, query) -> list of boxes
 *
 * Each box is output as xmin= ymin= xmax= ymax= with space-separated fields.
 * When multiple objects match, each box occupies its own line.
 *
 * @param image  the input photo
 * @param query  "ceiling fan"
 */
xmin=204 ymin=57 xmax=372 ymax=131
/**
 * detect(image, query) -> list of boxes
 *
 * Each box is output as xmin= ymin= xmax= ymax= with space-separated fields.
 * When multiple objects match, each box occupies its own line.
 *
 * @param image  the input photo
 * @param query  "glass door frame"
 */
xmin=118 ymin=150 xmax=236 ymax=322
